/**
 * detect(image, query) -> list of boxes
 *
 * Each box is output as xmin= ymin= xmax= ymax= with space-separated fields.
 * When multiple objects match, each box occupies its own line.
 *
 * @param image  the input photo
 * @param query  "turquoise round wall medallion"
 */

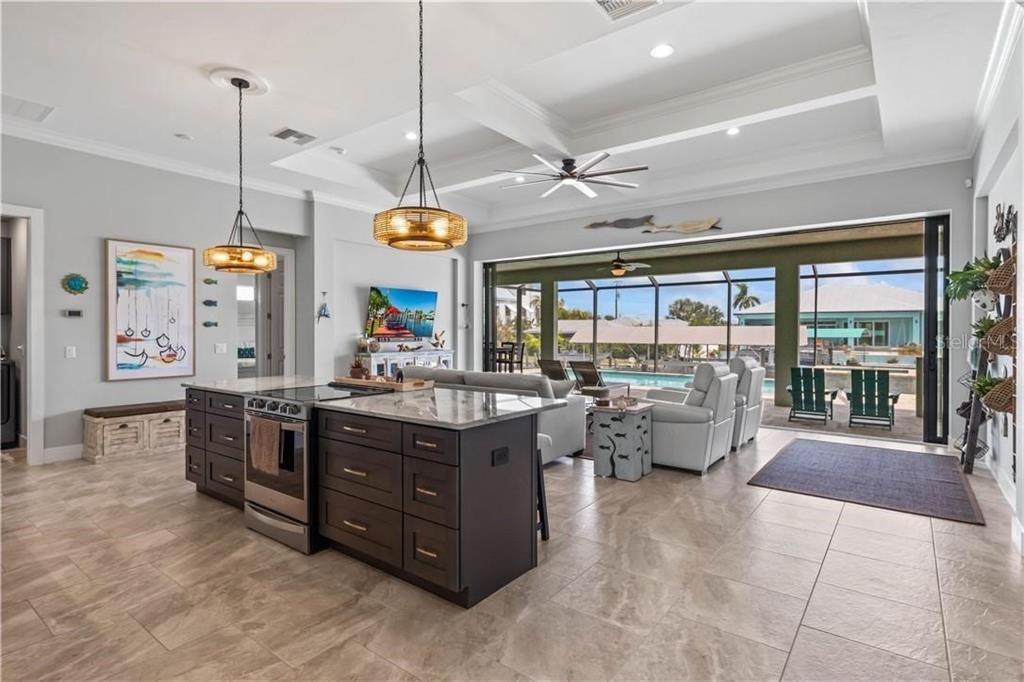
xmin=61 ymin=273 xmax=89 ymax=295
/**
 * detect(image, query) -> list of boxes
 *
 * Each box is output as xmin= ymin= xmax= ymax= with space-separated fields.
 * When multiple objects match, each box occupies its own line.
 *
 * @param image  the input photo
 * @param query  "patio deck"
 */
xmin=760 ymin=394 xmax=924 ymax=442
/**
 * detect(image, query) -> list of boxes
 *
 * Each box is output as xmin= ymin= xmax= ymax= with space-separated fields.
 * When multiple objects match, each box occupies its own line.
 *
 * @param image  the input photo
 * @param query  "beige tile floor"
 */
xmin=2 ymin=428 xmax=1022 ymax=681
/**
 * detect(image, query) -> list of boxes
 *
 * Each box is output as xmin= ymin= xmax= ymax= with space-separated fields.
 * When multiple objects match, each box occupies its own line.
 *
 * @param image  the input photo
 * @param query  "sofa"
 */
xmin=399 ymin=366 xmax=587 ymax=464
xmin=729 ymin=357 xmax=766 ymax=449
xmin=645 ymin=364 xmax=738 ymax=474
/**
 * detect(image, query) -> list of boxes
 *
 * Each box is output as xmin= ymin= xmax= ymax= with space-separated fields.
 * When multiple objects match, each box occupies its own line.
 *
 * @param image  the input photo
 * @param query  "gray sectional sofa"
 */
xmin=400 ymin=366 xmax=587 ymax=463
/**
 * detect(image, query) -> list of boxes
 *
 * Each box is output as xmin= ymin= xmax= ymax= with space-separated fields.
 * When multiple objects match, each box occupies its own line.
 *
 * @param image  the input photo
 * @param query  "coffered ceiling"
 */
xmin=1 ymin=1 xmax=1011 ymax=233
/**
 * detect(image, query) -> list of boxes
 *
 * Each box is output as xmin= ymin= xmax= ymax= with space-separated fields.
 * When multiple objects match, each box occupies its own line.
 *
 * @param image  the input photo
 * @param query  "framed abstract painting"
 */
xmin=106 ymin=239 xmax=195 ymax=381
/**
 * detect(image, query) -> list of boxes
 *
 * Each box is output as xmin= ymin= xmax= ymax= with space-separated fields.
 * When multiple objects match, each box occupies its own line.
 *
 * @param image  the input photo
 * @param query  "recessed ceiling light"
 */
xmin=329 ymin=145 xmax=347 ymax=156
xmin=649 ymin=44 xmax=674 ymax=59
xmin=515 ymin=176 xmax=525 ymax=183
xmin=174 ymin=132 xmax=193 ymax=141
xmin=404 ymin=131 xmax=418 ymax=141
xmin=726 ymin=127 xmax=741 ymax=136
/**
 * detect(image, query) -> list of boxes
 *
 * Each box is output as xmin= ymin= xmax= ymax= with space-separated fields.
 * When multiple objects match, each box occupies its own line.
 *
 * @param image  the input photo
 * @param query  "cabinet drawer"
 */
xmin=149 ymin=414 xmax=185 ymax=450
xmin=319 ymin=411 xmax=401 ymax=453
xmin=403 ymin=424 xmax=459 ymax=466
xmin=206 ymin=452 xmax=243 ymax=501
xmin=320 ymin=438 xmax=402 ymax=510
xmin=206 ymin=413 xmax=243 ymax=459
xmin=186 ymin=389 xmax=205 ymax=410
xmin=320 ymin=488 xmax=402 ymax=567
xmin=103 ymin=419 xmax=146 ymax=456
xmin=404 ymin=457 xmax=459 ymax=528
xmin=185 ymin=446 xmax=205 ymax=486
xmin=186 ymin=410 xmax=205 ymax=447
xmin=206 ymin=391 xmax=243 ymax=418
xmin=404 ymin=515 xmax=460 ymax=592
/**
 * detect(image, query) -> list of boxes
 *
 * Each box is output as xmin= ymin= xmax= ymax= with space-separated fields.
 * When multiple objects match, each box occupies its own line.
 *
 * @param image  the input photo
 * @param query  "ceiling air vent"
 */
xmin=271 ymin=127 xmax=317 ymax=145
xmin=2 ymin=94 xmax=55 ymax=123
xmin=595 ymin=0 xmax=660 ymax=21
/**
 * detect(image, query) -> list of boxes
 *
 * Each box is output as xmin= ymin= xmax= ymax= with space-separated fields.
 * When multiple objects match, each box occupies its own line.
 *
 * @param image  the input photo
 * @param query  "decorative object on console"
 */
xmin=372 ymin=0 xmax=467 ymax=251
xmin=994 ymin=203 xmax=1018 ymax=243
xmin=316 ymin=291 xmax=332 ymax=324
xmin=332 ymin=375 xmax=434 ymax=392
xmin=430 ymin=330 xmax=446 ymax=348
xmin=61 ymin=272 xmax=89 ymax=295
xmin=202 ymin=77 xmax=277 ymax=273
xmin=106 ymin=239 xmax=194 ymax=381
xmin=497 ymin=151 xmax=648 ymax=199
xmin=349 ymin=358 xmax=370 ymax=380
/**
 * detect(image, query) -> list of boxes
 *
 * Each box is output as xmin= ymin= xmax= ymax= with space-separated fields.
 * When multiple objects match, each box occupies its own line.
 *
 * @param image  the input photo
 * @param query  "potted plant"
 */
xmin=972 ymin=375 xmax=1000 ymax=397
xmin=947 ymin=255 xmax=999 ymax=309
xmin=972 ymin=317 xmax=997 ymax=339
xmin=349 ymin=358 xmax=369 ymax=379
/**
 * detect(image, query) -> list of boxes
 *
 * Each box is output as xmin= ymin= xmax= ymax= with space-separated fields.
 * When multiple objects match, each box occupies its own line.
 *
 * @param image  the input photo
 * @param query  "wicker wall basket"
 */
xmin=981 ymin=377 xmax=1015 ymax=414
xmin=981 ymin=316 xmax=1017 ymax=356
xmin=986 ymin=254 xmax=1016 ymax=296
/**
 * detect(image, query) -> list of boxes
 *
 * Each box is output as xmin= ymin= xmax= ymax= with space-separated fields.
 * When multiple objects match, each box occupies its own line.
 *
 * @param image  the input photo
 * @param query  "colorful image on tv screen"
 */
xmin=364 ymin=286 xmax=438 ymax=339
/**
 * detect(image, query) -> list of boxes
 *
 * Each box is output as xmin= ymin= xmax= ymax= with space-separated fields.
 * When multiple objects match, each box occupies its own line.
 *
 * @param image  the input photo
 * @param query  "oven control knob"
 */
xmin=255 ymin=399 xmax=266 ymax=409
xmin=287 ymin=404 xmax=301 ymax=415
xmin=267 ymin=401 xmax=279 ymax=412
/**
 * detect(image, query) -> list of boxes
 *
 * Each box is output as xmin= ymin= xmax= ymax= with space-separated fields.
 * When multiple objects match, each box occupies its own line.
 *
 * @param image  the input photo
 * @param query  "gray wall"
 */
xmin=1 ymin=136 xmax=307 ymax=448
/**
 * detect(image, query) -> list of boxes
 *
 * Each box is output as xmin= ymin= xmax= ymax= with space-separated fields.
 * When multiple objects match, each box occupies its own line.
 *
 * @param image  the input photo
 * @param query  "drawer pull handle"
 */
xmin=189 ymin=464 xmax=199 ymax=472
xmin=219 ymin=474 xmax=236 ymax=483
xmin=342 ymin=467 xmax=368 ymax=478
xmin=342 ymin=519 xmax=368 ymax=532
xmin=221 ymin=404 xmax=234 ymax=409
xmin=222 ymin=435 xmax=236 ymax=442
xmin=163 ymin=418 xmax=173 ymax=423
xmin=415 ymin=547 xmax=439 ymax=559
xmin=414 ymin=439 xmax=437 ymax=449
xmin=118 ymin=423 xmax=130 ymax=429
xmin=415 ymin=486 xmax=438 ymax=497
xmin=189 ymin=427 xmax=200 ymax=433
xmin=342 ymin=425 xmax=367 ymax=435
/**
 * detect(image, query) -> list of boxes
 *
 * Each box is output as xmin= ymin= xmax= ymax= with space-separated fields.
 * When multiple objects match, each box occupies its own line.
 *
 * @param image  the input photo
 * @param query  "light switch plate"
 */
xmin=214 ymin=343 xmax=228 ymax=354
xmin=64 ymin=345 xmax=76 ymax=359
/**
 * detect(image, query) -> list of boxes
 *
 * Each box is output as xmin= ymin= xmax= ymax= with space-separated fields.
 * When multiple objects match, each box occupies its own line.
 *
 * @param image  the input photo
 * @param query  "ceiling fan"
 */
xmin=601 ymin=251 xmax=652 ymax=277
xmin=496 ymin=152 xmax=648 ymax=199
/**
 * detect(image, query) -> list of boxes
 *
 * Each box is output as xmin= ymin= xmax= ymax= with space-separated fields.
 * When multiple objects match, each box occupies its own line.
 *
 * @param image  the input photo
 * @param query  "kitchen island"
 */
xmin=316 ymin=388 xmax=565 ymax=607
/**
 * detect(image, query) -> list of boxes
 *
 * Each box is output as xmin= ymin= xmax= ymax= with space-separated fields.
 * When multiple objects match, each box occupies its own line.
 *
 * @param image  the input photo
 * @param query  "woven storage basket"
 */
xmin=981 ymin=377 xmax=1015 ymax=414
xmin=986 ymin=254 xmax=1016 ymax=296
xmin=981 ymin=316 xmax=1016 ymax=356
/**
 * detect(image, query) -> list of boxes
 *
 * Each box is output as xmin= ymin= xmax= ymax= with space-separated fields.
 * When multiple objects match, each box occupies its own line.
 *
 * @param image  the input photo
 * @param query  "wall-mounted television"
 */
xmin=364 ymin=286 xmax=438 ymax=339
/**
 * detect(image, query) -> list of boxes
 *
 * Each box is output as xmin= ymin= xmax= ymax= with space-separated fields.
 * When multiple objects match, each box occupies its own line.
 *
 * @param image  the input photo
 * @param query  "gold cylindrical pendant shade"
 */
xmin=373 ymin=206 xmax=467 ymax=251
xmin=202 ymin=245 xmax=277 ymax=273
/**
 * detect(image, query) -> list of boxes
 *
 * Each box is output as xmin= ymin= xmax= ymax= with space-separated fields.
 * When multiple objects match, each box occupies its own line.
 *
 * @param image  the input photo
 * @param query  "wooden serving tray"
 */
xmin=332 ymin=376 xmax=434 ymax=392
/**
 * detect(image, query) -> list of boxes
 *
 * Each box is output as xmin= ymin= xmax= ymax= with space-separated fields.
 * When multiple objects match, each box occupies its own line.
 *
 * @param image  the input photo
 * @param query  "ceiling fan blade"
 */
xmin=532 ymin=154 xmax=564 ymax=174
xmin=585 ymin=178 xmax=639 ymax=189
xmin=501 ymin=179 xmax=555 ymax=189
xmin=566 ymin=179 xmax=597 ymax=198
xmin=581 ymin=165 xmax=649 ymax=178
xmin=493 ymin=170 xmax=556 ymax=177
xmin=630 ymin=262 xmax=652 ymax=269
xmin=540 ymin=180 xmax=567 ymax=198
xmin=573 ymin=151 xmax=610 ymax=175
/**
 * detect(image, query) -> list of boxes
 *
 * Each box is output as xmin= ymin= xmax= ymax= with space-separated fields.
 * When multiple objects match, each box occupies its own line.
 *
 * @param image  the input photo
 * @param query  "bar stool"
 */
xmin=536 ymin=434 xmax=552 ymax=541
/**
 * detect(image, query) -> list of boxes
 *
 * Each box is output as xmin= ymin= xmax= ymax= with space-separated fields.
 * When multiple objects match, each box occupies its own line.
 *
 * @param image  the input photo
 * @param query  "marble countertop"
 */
xmin=316 ymin=387 xmax=566 ymax=430
xmin=181 ymin=375 xmax=320 ymax=395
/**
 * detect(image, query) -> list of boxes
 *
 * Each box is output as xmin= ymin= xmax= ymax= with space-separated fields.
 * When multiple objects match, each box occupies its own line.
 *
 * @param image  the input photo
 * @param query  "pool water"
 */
xmin=598 ymin=369 xmax=777 ymax=394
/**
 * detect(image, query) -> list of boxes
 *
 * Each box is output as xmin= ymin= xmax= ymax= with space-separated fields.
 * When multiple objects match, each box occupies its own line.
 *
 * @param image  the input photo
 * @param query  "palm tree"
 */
xmin=732 ymin=282 xmax=761 ymax=310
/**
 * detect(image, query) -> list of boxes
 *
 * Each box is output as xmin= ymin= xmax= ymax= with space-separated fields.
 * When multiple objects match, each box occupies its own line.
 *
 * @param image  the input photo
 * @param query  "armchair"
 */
xmin=646 ymin=364 xmax=738 ymax=474
xmin=729 ymin=357 xmax=766 ymax=449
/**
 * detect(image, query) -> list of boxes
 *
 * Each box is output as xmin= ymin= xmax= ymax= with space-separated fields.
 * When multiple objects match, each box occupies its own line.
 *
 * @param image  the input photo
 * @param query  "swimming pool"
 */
xmin=598 ymin=369 xmax=777 ymax=394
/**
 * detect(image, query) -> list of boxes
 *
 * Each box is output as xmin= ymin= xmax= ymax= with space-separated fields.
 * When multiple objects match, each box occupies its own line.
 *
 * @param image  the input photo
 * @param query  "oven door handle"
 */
xmin=245 ymin=503 xmax=304 ymax=535
xmin=281 ymin=422 xmax=305 ymax=433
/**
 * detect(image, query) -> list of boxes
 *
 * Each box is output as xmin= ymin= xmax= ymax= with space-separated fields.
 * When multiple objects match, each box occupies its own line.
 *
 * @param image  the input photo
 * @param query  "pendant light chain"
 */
xmin=418 ymin=0 xmax=424 ymax=164
xmin=237 ymin=81 xmax=245 ymax=246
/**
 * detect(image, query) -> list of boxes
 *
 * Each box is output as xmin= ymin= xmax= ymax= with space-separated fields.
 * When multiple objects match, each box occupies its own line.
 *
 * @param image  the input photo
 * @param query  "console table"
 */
xmin=357 ymin=349 xmax=454 ymax=378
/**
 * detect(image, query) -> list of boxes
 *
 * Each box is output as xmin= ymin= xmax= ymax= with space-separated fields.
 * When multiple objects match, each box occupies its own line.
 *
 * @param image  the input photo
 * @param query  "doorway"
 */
xmin=235 ymin=247 xmax=294 ymax=379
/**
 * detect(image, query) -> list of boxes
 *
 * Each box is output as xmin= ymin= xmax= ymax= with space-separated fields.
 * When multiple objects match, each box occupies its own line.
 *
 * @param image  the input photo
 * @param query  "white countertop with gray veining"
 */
xmin=315 ymin=387 xmax=565 ymax=430
xmin=182 ymin=375 xmax=319 ymax=395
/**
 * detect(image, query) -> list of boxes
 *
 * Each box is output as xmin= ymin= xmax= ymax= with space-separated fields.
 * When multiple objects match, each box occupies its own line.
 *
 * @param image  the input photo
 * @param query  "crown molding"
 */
xmin=969 ymin=1 xmax=1024 ymax=155
xmin=2 ymin=119 xmax=381 ymax=214
xmin=577 ymin=45 xmax=874 ymax=138
xmin=477 ymin=81 xmax=572 ymax=145
xmin=476 ymin=149 xmax=970 ymax=234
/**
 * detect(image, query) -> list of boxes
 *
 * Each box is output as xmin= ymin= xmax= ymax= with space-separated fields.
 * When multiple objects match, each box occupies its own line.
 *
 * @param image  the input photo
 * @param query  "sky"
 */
xmin=555 ymin=258 xmax=925 ymax=323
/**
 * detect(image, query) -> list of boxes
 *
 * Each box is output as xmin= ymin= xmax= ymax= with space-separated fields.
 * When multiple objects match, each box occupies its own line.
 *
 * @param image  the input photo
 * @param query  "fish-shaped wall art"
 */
xmin=202 ymin=321 xmax=219 ymax=328
xmin=585 ymin=215 xmax=661 ymax=230
xmin=202 ymin=300 xmax=218 ymax=307
xmin=202 ymin=278 xmax=218 ymax=285
xmin=642 ymin=218 xmax=722 ymax=234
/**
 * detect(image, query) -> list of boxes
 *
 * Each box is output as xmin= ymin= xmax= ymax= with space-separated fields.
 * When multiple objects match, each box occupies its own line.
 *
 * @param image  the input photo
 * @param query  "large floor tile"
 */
xmin=942 ymin=593 xmax=1024 ymax=662
xmin=1 ymin=555 xmax=91 ymax=603
xmin=551 ymin=564 xmax=683 ymax=634
xmin=749 ymin=498 xmax=840 ymax=534
xmin=830 ymin=523 xmax=935 ymax=571
xmin=596 ymin=533 xmax=704 ymax=585
xmin=839 ymin=503 xmax=933 ymax=541
xmin=1 ymin=600 xmax=53 ymax=654
xmin=938 ymin=556 xmax=1024 ymax=610
xmin=764 ymin=489 xmax=843 ymax=512
xmin=818 ymin=550 xmax=940 ymax=611
xmin=494 ymin=601 xmax=641 ymax=681
xmin=614 ymin=612 xmax=788 ymax=681
xmin=641 ymin=512 xmax=734 ymax=551
xmin=674 ymin=573 xmax=805 ymax=651
xmin=731 ymin=519 xmax=832 ymax=562
xmin=118 ymin=625 xmax=290 ymax=680
xmin=290 ymin=639 xmax=417 ymax=681
xmin=536 ymin=532 xmax=610 ymax=579
xmin=947 ymin=639 xmax=1024 ymax=681
xmin=803 ymin=582 xmax=947 ymax=667
xmin=705 ymin=543 xmax=820 ymax=599
xmin=933 ymin=529 xmax=1024 ymax=574
xmin=67 ymin=528 xmax=195 ymax=579
xmin=476 ymin=565 xmax=573 ymax=622
xmin=783 ymin=626 xmax=947 ymax=681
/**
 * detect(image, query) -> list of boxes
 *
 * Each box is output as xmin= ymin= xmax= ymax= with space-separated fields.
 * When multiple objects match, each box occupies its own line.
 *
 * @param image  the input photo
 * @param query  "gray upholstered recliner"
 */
xmin=729 ymin=357 xmax=766 ymax=450
xmin=646 ymin=364 xmax=738 ymax=474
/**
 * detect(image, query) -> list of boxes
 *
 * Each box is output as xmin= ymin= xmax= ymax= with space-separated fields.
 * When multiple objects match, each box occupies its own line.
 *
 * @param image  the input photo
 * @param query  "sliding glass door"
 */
xmin=923 ymin=215 xmax=950 ymax=444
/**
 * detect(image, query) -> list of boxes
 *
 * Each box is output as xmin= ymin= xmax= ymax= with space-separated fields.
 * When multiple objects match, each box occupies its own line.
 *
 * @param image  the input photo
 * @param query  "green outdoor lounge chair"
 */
xmin=848 ymin=369 xmax=899 ymax=429
xmin=787 ymin=367 xmax=838 ymax=424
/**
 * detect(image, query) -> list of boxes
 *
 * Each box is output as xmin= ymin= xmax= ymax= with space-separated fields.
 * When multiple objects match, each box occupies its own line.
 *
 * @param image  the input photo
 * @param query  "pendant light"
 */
xmin=373 ymin=0 xmax=467 ymax=251
xmin=203 ymin=78 xmax=277 ymax=273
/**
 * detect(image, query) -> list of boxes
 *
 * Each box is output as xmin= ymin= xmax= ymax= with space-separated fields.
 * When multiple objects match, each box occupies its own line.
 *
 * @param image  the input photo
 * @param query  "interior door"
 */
xmin=923 ymin=215 xmax=950 ymax=444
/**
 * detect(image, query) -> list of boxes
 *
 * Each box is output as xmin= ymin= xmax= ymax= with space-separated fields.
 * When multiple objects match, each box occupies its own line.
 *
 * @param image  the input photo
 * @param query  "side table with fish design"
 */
xmin=592 ymin=402 xmax=652 ymax=481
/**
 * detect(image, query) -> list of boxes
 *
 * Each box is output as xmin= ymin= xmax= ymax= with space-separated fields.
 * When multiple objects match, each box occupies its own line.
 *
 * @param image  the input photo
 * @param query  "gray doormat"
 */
xmin=748 ymin=439 xmax=985 ymax=525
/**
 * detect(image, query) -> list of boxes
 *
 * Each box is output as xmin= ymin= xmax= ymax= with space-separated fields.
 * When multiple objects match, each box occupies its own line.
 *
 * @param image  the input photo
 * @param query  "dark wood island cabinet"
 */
xmin=184 ymin=387 xmax=245 ymax=507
